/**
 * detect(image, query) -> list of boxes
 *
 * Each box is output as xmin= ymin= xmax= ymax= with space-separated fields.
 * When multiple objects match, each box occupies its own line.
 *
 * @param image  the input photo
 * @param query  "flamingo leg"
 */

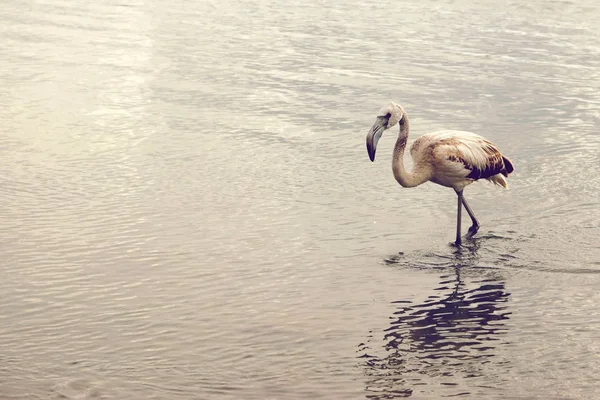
xmin=461 ymin=195 xmax=480 ymax=238
xmin=455 ymin=190 xmax=463 ymax=246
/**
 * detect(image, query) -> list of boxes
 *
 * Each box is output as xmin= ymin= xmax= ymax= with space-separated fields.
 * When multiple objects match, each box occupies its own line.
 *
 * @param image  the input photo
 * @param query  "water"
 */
xmin=1 ymin=0 xmax=600 ymax=398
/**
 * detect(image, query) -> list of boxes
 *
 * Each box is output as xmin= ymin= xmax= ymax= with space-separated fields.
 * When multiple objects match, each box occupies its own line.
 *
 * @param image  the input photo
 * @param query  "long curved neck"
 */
xmin=392 ymin=115 xmax=430 ymax=188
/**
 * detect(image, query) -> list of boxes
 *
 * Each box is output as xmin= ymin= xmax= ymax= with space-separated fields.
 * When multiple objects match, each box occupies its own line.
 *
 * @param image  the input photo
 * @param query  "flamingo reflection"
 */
xmin=359 ymin=254 xmax=511 ymax=398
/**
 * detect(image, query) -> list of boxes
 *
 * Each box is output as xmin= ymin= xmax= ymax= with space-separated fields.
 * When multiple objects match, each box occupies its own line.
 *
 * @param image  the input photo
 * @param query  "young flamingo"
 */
xmin=365 ymin=102 xmax=514 ymax=246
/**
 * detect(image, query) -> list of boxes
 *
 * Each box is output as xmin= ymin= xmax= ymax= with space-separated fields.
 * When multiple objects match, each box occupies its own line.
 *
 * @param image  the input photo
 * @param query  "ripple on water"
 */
xmin=359 ymin=224 xmax=600 ymax=398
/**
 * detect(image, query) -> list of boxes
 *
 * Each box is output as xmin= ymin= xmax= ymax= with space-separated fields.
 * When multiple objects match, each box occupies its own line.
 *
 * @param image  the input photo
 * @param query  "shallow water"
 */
xmin=1 ymin=0 xmax=600 ymax=398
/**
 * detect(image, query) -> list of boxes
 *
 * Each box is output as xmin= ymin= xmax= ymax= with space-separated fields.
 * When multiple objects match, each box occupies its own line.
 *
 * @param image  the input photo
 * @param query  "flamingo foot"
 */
xmin=465 ymin=224 xmax=480 ymax=239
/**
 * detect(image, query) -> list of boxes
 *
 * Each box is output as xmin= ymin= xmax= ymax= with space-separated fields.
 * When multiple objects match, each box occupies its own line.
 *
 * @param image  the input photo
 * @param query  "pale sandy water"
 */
xmin=1 ymin=0 xmax=600 ymax=399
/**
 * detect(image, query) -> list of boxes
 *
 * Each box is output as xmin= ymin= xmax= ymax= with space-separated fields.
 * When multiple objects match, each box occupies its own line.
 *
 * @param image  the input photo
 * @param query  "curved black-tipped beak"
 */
xmin=366 ymin=117 xmax=386 ymax=162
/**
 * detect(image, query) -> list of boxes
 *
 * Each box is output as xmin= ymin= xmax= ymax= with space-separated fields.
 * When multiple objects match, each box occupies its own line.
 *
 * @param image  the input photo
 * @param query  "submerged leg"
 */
xmin=455 ymin=190 xmax=463 ymax=246
xmin=461 ymin=195 xmax=480 ymax=238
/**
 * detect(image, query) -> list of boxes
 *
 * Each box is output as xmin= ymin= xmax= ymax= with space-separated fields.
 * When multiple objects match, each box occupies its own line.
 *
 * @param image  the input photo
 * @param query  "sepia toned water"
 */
xmin=1 ymin=0 xmax=600 ymax=398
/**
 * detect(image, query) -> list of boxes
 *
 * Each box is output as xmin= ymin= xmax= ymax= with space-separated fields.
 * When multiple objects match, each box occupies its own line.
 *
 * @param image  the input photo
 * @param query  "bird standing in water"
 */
xmin=365 ymin=102 xmax=514 ymax=246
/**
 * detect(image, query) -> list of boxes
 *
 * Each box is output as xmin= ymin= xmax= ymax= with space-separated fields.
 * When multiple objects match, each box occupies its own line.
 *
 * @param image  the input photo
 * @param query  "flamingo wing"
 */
xmin=425 ymin=131 xmax=514 ymax=186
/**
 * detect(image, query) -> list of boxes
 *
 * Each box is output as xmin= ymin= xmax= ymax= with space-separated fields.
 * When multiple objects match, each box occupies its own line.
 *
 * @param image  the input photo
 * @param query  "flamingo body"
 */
xmin=410 ymin=130 xmax=514 ymax=191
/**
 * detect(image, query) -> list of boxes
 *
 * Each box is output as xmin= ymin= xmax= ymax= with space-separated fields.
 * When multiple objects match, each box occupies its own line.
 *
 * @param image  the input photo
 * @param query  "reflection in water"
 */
xmin=359 ymin=247 xmax=511 ymax=398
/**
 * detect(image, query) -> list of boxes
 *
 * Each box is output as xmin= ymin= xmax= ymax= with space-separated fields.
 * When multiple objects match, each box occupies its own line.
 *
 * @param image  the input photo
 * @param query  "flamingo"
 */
xmin=365 ymin=102 xmax=514 ymax=246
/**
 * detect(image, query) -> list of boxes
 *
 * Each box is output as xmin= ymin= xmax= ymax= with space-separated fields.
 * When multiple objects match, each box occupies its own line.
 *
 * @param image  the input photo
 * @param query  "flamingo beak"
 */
xmin=366 ymin=117 xmax=387 ymax=162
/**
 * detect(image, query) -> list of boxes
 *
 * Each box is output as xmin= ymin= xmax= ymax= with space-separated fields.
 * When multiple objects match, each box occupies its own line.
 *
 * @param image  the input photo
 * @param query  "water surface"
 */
xmin=1 ymin=0 xmax=600 ymax=398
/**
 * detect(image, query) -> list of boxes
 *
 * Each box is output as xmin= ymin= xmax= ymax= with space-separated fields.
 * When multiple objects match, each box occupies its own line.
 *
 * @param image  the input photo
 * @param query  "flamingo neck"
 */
xmin=392 ymin=116 xmax=430 ymax=188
